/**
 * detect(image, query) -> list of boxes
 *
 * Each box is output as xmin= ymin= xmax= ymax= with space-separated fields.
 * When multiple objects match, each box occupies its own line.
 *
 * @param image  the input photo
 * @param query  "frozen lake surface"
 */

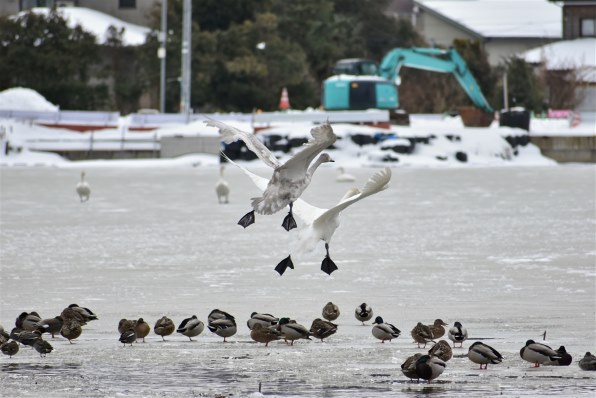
xmin=1 ymin=165 xmax=595 ymax=397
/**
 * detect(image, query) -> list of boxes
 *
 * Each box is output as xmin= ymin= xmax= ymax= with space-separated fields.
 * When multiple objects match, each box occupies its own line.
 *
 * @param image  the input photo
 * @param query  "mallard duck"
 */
xmin=250 ymin=323 xmax=283 ymax=347
xmin=401 ymin=353 xmax=424 ymax=381
xmin=67 ymin=304 xmax=98 ymax=323
xmin=60 ymin=307 xmax=87 ymax=325
xmin=336 ymin=167 xmax=356 ymax=183
xmin=215 ymin=164 xmax=230 ymax=204
xmin=322 ymin=302 xmax=340 ymax=321
xmin=153 ymin=316 xmax=175 ymax=341
xmin=355 ymin=303 xmax=373 ymax=325
xmin=134 ymin=318 xmax=150 ymax=343
xmin=520 ymin=339 xmax=561 ymax=367
xmin=372 ymin=316 xmax=401 ymax=343
xmin=208 ymin=309 xmax=236 ymax=324
xmin=0 ymin=326 xmax=8 ymax=344
xmin=543 ymin=346 xmax=572 ymax=366
xmin=33 ymin=338 xmax=53 ymax=357
xmin=247 ymin=312 xmax=279 ymax=330
xmin=277 ymin=318 xmax=311 ymax=345
xmin=206 ymin=119 xmax=336 ymax=232
xmin=429 ymin=340 xmax=453 ymax=362
xmin=177 ymin=315 xmax=205 ymax=341
xmin=9 ymin=327 xmax=22 ymax=341
xmin=207 ymin=318 xmax=237 ymax=343
xmin=411 ymin=322 xmax=435 ymax=348
xmin=226 ymin=154 xmax=391 ymax=275
xmin=118 ymin=319 xmax=136 ymax=334
xmin=467 ymin=341 xmax=503 ymax=369
xmin=18 ymin=329 xmax=43 ymax=347
xmin=416 ymin=355 xmax=446 ymax=383
xmin=428 ymin=319 xmax=448 ymax=338
xmin=448 ymin=321 xmax=468 ymax=348
xmin=310 ymin=318 xmax=338 ymax=342
xmin=579 ymin=352 xmax=596 ymax=371
xmin=60 ymin=320 xmax=82 ymax=343
xmin=76 ymin=171 xmax=91 ymax=202
xmin=37 ymin=316 xmax=63 ymax=338
xmin=119 ymin=329 xmax=137 ymax=347
xmin=17 ymin=312 xmax=42 ymax=331
xmin=1 ymin=340 xmax=19 ymax=358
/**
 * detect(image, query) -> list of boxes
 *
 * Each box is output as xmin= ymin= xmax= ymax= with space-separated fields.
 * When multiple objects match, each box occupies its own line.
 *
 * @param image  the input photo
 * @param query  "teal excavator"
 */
xmin=322 ymin=47 xmax=494 ymax=113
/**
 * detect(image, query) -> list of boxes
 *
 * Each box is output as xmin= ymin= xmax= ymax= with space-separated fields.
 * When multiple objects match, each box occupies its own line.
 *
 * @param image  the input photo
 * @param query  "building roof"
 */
xmin=416 ymin=0 xmax=562 ymax=39
xmin=521 ymin=38 xmax=596 ymax=82
xmin=18 ymin=7 xmax=151 ymax=46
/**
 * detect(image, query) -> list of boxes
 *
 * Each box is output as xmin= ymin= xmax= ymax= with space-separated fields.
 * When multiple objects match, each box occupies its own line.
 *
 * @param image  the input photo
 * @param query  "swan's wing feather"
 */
xmin=221 ymin=153 xmax=270 ymax=192
xmin=313 ymin=168 xmax=391 ymax=225
xmin=282 ymin=123 xmax=337 ymax=172
xmin=204 ymin=118 xmax=281 ymax=169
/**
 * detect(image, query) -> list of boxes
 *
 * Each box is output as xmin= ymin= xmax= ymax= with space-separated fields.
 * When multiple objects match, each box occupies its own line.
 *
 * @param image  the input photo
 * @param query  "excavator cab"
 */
xmin=332 ymin=59 xmax=379 ymax=76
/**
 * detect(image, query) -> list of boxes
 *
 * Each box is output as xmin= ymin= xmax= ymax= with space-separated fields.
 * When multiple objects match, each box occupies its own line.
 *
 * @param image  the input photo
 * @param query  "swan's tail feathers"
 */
xmin=275 ymin=255 xmax=294 ymax=276
xmin=361 ymin=167 xmax=391 ymax=195
xmin=251 ymin=195 xmax=286 ymax=215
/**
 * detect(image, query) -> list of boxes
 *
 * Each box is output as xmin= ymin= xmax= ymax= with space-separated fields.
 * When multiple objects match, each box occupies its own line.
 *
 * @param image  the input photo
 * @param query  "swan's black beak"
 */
xmin=275 ymin=255 xmax=294 ymax=276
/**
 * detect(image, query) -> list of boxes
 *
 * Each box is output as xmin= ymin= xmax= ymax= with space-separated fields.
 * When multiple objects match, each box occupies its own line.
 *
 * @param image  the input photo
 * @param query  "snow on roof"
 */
xmin=521 ymin=38 xmax=596 ymax=82
xmin=20 ymin=7 xmax=151 ymax=46
xmin=0 ymin=87 xmax=58 ymax=111
xmin=417 ymin=0 xmax=562 ymax=38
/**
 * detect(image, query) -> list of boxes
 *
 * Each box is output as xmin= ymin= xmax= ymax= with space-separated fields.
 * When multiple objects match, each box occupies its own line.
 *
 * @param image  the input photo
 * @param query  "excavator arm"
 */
xmin=378 ymin=48 xmax=493 ymax=113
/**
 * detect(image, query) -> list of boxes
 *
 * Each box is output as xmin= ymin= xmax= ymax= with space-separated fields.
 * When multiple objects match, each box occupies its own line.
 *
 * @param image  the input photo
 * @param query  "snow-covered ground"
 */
xmin=0 ymin=164 xmax=595 ymax=397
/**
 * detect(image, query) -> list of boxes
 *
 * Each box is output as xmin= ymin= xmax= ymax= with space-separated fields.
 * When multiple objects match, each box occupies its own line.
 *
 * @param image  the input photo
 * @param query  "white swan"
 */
xmin=75 ymin=171 xmax=90 ymax=202
xmin=204 ymin=119 xmax=336 ymax=231
xmin=215 ymin=164 xmax=230 ymax=204
xmin=225 ymin=154 xmax=391 ymax=275
xmin=336 ymin=167 xmax=356 ymax=183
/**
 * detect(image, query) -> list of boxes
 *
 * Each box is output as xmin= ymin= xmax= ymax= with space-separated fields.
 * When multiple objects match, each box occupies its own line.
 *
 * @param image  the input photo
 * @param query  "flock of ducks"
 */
xmin=3 ymin=302 xmax=595 ymax=384
xmin=205 ymin=119 xmax=392 ymax=276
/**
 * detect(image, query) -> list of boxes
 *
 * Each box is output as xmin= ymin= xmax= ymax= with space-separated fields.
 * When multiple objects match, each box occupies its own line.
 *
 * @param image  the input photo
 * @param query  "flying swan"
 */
xmin=225 ymin=154 xmax=391 ymax=275
xmin=204 ymin=119 xmax=336 ymax=231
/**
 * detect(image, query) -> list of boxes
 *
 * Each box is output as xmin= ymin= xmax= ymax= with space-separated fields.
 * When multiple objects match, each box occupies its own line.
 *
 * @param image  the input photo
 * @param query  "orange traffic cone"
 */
xmin=279 ymin=87 xmax=290 ymax=110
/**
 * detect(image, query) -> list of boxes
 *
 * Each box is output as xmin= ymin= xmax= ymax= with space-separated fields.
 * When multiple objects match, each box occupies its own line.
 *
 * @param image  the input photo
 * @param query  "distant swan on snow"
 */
xmin=336 ymin=167 xmax=356 ymax=183
xmin=204 ymin=118 xmax=336 ymax=231
xmin=225 ymin=154 xmax=391 ymax=275
xmin=215 ymin=164 xmax=230 ymax=204
xmin=76 ymin=171 xmax=91 ymax=202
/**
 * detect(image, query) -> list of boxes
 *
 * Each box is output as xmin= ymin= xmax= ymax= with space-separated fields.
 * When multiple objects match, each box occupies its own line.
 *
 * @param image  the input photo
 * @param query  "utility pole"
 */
xmin=158 ymin=0 xmax=167 ymax=113
xmin=180 ymin=0 xmax=191 ymax=119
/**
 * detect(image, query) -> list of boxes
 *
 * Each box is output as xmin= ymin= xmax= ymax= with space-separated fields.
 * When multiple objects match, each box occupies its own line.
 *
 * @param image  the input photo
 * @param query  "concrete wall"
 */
xmin=160 ymin=136 xmax=221 ymax=158
xmin=416 ymin=10 xmax=477 ymax=47
xmin=77 ymin=0 xmax=160 ymax=27
xmin=0 ymin=0 xmax=19 ymax=16
xmin=530 ymin=135 xmax=596 ymax=163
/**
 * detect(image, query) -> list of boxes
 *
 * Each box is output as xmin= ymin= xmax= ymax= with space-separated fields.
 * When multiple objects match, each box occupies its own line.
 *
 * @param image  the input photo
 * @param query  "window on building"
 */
xmin=581 ymin=18 xmax=595 ymax=37
xmin=20 ymin=0 xmax=55 ymax=10
xmin=119 ymin=0 xmax=136 ymax=9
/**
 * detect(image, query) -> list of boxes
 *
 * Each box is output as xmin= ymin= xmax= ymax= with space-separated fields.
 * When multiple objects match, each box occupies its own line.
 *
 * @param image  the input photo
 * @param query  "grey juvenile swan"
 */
xmin=205 ymin=119 xmax=336 ymax=231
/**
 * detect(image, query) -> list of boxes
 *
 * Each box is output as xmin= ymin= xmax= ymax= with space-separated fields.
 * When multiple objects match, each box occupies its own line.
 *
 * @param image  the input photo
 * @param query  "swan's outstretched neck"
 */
xmin=307 ymin=153 xmax=334 ymax=176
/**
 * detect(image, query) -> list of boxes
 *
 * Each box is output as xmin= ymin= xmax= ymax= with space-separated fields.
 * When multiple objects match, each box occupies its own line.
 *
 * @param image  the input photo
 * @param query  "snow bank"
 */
xmin=0 ymin=87 xmax=58 ymax=111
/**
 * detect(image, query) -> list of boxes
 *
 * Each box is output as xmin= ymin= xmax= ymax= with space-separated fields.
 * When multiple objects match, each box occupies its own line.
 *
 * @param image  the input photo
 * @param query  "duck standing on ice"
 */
xmin=204 ymin=119 xmax=336 ymax=231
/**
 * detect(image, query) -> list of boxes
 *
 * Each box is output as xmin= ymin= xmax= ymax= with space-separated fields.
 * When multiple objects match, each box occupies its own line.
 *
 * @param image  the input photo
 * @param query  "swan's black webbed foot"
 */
xmin=281 ymin=212 xmax=297 ymax=231
xmin=275 ymin=255 xmax=294 ymax=276
xmin=281 ymin=202 xmax=297 ymax=231
xmin=321 ymin=256 xmax=338 ymax=275
xmin=238 ymin=210 xmax=255 ymax=228
xmin=321 ymin=243 xmax=337 ymax=275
